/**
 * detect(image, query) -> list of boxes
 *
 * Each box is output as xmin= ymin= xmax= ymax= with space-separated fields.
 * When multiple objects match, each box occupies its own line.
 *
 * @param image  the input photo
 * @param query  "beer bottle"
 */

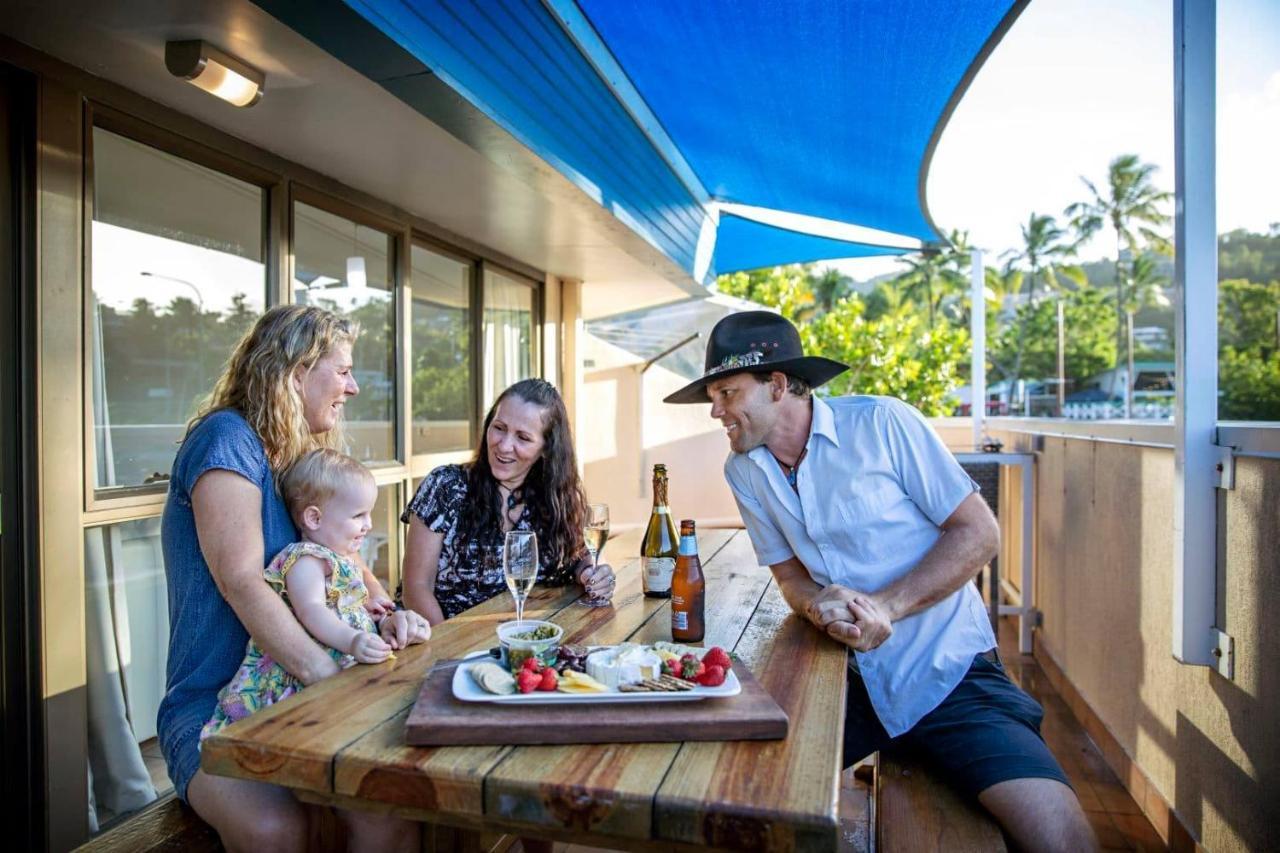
xmin=671 ymin=519 xmax=705 ymax=642
xmin=641 ymin=464 xmax=678 ymax=598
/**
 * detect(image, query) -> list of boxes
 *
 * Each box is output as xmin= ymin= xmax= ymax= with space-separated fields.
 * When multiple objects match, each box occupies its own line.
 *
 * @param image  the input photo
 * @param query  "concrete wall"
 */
xmin=577 ymin=335 xmax=741 ymax=532
xmin=993 ymin=430 xmax=1278 ymax=852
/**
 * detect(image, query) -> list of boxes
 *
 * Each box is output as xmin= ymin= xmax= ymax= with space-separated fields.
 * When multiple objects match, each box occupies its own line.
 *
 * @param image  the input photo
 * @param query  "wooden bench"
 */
xmin=876 ymin=752 xmax=1008 ymax=852
xmin=78 ymin=795 xmax=221 ymax=853
xmin=77 ymin=792 xmax=524 ymax=853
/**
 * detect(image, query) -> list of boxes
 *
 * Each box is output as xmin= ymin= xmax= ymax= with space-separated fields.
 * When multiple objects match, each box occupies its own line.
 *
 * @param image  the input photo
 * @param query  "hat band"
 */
xmin=707 ymin=349 xmax=765 ymax=376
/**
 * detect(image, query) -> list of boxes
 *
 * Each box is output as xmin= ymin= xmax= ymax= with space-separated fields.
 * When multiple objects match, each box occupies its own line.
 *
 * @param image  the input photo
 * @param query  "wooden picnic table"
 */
xmin=201 ymin=527 xmax=849 ymax=852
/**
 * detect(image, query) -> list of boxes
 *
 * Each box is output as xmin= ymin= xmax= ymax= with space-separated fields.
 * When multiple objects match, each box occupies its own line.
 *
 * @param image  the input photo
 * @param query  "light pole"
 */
xmin=1125 ymin=309 xmax=1135 ymax=419
xmin=141 ymin=271 xmax=204 ymax=313
xmin=1057 ymin=298 xmax=1066 ymax=416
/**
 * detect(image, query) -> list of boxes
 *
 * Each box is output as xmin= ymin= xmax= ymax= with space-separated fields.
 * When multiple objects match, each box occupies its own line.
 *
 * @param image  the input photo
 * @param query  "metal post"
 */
xmin=970 ymin=249 xmax=985 ymax=449
xmin=1125 ymin=310 xmax=1135 ymax=419
xmin=1172 ymin=0 xmax=1218 ymax=666
xmin=1056 ymin=299 xmax=1066 ymax=416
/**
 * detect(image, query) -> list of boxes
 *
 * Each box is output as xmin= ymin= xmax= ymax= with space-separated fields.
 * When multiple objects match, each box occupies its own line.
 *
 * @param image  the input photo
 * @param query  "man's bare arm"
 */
xmin=769 ymin=556 xmax=825 ymax=621
xmin=872 ymin=491 xmax=998 ymax=623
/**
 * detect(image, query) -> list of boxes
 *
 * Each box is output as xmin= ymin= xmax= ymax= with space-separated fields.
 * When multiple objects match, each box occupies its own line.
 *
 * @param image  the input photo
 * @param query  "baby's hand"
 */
xmin=349 ymin=631 xmax=392 ymax=664
xmin=364 ymin=595 xmax=395 ymax=618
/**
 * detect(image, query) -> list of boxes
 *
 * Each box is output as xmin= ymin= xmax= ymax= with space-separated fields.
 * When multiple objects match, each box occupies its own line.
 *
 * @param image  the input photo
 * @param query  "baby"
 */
xmin=202 ymin=448 xmax=429 ymax=739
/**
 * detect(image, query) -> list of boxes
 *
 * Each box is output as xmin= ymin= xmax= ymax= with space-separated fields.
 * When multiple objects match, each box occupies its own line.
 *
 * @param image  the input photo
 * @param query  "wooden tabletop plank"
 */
xmin=327 ymin=527 xmax=730 ymax=817
xmin=203 ymin=528 xmax=654 ymax=792
xmin=653 ymin=582 xmax=847 ymax=852
xmin=628 ymin=529 xmax=773 ymax=652
xmin=480 ymin=529 xmax=762 ymax=842
xmin=200 ymin=582 xmax=584 ymax=791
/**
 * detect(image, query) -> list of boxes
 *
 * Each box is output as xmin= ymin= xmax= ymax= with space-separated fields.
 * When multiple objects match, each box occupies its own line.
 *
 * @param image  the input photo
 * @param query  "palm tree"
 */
xmin=1000 ymin=214 xmax=1085 ymax=403
xmin=892 ymin=230 xmax=970 ymax=329
xmin=1118 ymin=253 xmax=1170 ymax=417
xmin=810 ymin=267 xmax=853 ymax=315
xmin=1001 ymin=213 xmax=1086 ymax=305
xmin=1064 ymin=154 xmax=1172 ymax=362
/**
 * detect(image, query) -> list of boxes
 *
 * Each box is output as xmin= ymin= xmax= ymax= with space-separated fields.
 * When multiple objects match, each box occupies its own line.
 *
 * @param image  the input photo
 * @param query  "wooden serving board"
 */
xmin=405 ymin=662 xmax=788 ymax=746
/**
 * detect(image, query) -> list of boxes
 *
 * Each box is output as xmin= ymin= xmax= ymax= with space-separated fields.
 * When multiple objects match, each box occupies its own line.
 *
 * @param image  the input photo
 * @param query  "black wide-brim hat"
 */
xmin=663 ymin=310 xmax=850 ymax=404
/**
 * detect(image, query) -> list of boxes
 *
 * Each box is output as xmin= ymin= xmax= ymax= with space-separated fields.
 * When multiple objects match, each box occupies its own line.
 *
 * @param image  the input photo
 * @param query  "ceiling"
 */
xmin=0 ymin=0 xmax=707 ymax=318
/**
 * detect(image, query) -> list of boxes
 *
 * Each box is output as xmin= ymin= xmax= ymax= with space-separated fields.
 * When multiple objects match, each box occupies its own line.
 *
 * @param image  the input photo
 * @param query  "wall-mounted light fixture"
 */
xmin=165 ymin=40 xmax=264 ymax=107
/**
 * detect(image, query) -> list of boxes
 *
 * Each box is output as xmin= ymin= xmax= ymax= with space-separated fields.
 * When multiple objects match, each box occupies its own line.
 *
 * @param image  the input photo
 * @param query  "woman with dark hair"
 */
xmin=400 ymin=378 xmax=615 ymax=622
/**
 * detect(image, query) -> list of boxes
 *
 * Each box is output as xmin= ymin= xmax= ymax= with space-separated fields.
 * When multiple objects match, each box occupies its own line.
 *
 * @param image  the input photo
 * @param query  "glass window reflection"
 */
xmin=90 ymin=128 xmax=266 ymax=490
xmin=411 ymin=245 xmax=472 ymax=454
xmin=482 ymin=266 xmax=536 ymax=411
xmin=293 ymin=202 xmax=396 ymax=462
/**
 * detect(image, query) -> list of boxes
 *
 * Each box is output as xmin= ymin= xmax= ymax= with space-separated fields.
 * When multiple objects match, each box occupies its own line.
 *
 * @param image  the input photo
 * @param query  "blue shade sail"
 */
xmin=576 ymin=0 xmax=1019 ymax=243
xmin=341 ymin=0 xmax=710 ymax=274
xmin=329 ymin=0 xmax=1021 ymax=278
xmin=714 ymin=213 xmax=907 ymax=275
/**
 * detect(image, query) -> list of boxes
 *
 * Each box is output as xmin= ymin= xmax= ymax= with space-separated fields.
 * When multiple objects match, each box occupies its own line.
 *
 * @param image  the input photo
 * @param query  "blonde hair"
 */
xmin=278 ymin=449 xmax=374 ymax=527
xmin=191 ymin=304 xmax=358 ymax=471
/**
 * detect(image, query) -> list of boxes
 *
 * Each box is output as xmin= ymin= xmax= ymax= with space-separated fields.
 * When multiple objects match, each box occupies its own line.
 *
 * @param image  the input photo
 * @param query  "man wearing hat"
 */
xmin=664 ymin=310 xmax=1093 ymax=852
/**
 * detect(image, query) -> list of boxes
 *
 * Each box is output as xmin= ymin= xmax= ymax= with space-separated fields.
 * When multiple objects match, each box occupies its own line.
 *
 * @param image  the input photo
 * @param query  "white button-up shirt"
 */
xmin=725 ymin=394 xmax=995 ymax=737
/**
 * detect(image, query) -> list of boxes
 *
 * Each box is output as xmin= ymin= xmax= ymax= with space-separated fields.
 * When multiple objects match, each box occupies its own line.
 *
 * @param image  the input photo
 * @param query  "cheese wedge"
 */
xmin=557 ymin=669 xmax=608 ymax=693
xmin=585 ymin=644 xmax=662 ymax=689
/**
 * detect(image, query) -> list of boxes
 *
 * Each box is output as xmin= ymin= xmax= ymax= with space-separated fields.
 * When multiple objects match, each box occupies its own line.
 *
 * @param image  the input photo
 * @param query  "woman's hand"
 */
xmin=378 ymin=609 xmax=431 ymax=649
xmin=578 ymin=561 xmax=616 ymax=602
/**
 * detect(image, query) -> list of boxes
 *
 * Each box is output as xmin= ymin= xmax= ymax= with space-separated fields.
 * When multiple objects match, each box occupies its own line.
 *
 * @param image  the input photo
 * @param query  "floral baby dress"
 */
xmin=200 ymin=541 xmax=378 ymax=740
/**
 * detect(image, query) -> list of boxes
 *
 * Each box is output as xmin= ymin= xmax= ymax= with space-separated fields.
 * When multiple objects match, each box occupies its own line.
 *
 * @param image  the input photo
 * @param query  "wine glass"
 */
xmin=503 ymin=530 xmax=539 ymax=625
xmin=578 ymin=503 xmax=611 ymax=607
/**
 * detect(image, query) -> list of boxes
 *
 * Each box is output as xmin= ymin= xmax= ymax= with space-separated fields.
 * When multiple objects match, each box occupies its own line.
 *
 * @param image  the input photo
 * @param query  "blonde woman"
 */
xmin=158 ymin=305 xmax=427 ymax=853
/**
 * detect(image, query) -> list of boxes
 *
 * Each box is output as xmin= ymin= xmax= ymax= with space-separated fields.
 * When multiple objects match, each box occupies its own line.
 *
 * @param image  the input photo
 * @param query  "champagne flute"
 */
xmin=503 ymin=530 xmax=539 ymax=625
xmin=578 ymin=503 xmax=611 ymax=607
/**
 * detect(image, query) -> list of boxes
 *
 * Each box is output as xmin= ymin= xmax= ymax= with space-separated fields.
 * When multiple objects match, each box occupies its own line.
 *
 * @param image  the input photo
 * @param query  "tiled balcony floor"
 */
xmin=547 ymin=619 xmax=1166 ymax=853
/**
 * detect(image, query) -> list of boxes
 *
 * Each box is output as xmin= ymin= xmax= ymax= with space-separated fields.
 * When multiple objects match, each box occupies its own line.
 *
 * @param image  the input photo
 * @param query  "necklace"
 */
xmin=772 ymin=447 xmax=808 ymax=491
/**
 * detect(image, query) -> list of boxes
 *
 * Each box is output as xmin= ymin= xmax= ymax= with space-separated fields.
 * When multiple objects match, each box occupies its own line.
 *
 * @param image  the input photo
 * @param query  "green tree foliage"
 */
xmin=716 ymin=264 xmax=817 ymax=321
xmin=1219 ymin=278 xmax=1280 ymax=352
xmin=889 ymin=230 xmax=971 ymax=329
xmin=1065 ymin=154 xmax=1172 ymax=361
xmin=803 ymin=298 xmax=969 ymax=415
xmin=1219 ymin=226 xmax=1280 ymax=283
xmin=716 ymin=263 xmax=968 ymax=415
xmin=1220 ymin=346 xmax=1280 ymax=420
xmin=998 ymin=214 xmax=1086 ymax=392
xmin=989 ymin=288 xmax=1117 ymax=391
xmin=1217 ymin=276 xmax=1280 ymax=420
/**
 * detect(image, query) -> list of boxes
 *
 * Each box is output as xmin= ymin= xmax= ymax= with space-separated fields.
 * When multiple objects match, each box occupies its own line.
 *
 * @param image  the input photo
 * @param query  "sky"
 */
xmin=826 ymin=0 xmax=1280 ymax=281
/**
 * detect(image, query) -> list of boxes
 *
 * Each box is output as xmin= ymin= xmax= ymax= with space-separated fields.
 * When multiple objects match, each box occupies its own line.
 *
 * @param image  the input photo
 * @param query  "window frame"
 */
xmin=479 ymin=259 xmax=544 ymax=413
xmin=81 ymin=103 xmax=282 ymax=517
xmin=289 ymin=183 xmax=407 ymax=470
xmin=408 ymin=233 xmax=480 ymax=470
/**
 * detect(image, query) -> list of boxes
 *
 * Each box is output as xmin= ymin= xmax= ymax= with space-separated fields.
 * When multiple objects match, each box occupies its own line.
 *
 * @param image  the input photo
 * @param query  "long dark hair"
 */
xmin=460 ymin=379 xmax=587 ymax=572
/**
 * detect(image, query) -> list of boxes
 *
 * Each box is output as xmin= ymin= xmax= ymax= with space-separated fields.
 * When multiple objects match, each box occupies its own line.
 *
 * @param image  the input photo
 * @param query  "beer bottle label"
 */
xmin=672 ymin=609 xmax=689 ymax=630
xmin=642 ymin=557 xmax=675 ymax=592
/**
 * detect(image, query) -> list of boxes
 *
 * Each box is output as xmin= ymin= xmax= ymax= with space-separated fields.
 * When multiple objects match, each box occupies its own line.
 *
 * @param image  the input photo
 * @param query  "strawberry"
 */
xmin=516 ymin=669 xmax=542 ymax=694
xmin=702 ymin=647 xmax=732 ymax=671
xmin=677 ymin=653 xmax=706 ymax=681
xmin=696 ymin=664 xmax=726 ymax=687
xmin=521 ymin=656 xmax=542 ymax=672
xmin=661 ymin=658 xmax=679 ymax=678
xmin=537 ymin=668 xmax=559 ymax=691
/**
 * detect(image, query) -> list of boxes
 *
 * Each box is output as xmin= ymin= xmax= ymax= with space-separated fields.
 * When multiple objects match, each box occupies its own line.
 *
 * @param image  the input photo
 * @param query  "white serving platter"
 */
xmin=452 ymin=652 xmax=742 ymax=705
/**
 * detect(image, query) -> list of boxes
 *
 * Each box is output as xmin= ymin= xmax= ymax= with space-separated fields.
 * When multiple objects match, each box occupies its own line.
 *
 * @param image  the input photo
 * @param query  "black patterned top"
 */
xmin=400 ymin=464 xmax=580 ymax=619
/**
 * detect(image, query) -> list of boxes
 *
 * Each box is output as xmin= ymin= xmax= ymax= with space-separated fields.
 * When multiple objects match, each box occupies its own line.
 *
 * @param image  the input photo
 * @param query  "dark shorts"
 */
xmin=843 ymin=651 xmax=1071 ymax=800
